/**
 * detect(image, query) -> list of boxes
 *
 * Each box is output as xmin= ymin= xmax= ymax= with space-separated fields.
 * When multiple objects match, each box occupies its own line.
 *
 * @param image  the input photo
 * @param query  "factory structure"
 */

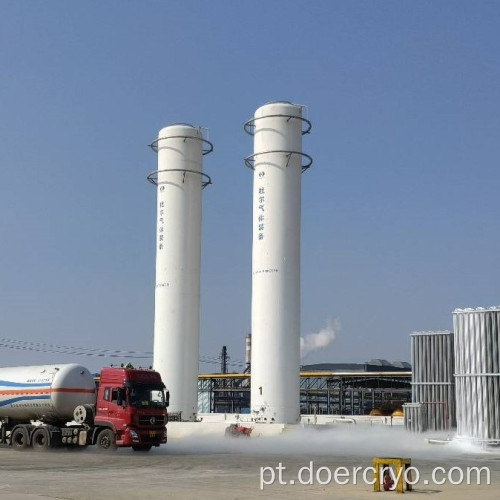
xmin=198 ymin=359 xmax=411 ymax=416
xmin=144 ymin=102 xmax=500 ymax=446
xmin=197 ymin=305 xmax=500 ymax=445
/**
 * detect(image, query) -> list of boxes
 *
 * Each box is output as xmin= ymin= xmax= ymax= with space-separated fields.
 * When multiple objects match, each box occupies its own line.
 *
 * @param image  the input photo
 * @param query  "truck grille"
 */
xmin=139 ymin=415 xmax=165 ymax=426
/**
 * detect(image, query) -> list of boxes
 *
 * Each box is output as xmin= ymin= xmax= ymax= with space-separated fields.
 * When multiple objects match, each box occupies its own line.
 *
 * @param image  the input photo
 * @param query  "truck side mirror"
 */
xmin=165 ymin=390 xmax=170 ymax=408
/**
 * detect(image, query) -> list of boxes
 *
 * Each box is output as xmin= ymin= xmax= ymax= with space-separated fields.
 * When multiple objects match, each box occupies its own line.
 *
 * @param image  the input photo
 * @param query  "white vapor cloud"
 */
xmin=300 ymin=320 xmax=340 ymax=360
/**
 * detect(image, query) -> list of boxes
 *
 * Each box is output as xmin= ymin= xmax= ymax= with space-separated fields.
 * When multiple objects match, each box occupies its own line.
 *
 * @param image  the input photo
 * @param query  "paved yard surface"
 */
xmin=1 ymin=427 xmax=499 ymax=499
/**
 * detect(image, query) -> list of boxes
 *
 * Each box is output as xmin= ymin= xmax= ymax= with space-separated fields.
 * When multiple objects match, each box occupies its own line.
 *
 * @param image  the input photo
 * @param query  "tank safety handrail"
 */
xmin=244 ymin=150 xmax=313 ymax=173
xmin=147 ymin=169 xmax=212 ymax=189
xmin=149 ymin=135 xmax=214 ymax=156
xmin=244 ymin=114 xmax=312 ymax=136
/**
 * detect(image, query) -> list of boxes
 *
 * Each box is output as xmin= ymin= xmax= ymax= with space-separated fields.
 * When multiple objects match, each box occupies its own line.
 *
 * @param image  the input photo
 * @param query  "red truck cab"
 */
xmin=95 ymin=367 xmax=168 ymax=451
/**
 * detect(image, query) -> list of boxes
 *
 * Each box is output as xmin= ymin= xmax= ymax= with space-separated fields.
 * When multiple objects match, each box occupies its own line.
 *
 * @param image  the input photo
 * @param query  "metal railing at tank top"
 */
xmin=147 ymin=132 xmax=214 ymax=189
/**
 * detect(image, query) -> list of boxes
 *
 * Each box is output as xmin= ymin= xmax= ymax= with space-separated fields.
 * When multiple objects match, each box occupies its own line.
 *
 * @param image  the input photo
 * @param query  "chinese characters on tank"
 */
xmin=257 ymin=170 xmax=265 ymax=241
xmin=158 ymin=186 xmax=166 ymax=251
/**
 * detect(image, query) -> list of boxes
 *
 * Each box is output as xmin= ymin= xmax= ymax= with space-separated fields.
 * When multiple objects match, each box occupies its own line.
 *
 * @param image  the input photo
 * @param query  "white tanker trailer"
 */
xmin=0 ymin=364 xmax=96 ymax=422
xmin=0 ymin=363 xmax=168 ymax=451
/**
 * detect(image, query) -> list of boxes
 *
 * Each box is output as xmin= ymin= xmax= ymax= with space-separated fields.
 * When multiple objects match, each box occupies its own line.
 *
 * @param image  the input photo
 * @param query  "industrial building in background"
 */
xmin=454 ymin=307 xmax=500 ymax=443
xmin=404 ymin=331 xmax=456 ymax=432
xmin=148 ymin=124 xmax=213 ymax=421
xmin=244 ymin=101 xmax=312 ymax=424
xmin=198 ymin=359 xmax=411 ymax=415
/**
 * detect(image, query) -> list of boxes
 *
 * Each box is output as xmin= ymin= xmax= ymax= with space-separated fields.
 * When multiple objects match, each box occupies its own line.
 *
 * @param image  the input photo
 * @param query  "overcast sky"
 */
xmin=0 ymin=1 xmax=498 ymax=372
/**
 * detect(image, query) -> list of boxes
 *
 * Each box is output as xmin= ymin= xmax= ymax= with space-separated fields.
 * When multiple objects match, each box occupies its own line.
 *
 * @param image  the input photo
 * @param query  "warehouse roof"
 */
xmin=301 ymin=360 xmax=411 ymax=372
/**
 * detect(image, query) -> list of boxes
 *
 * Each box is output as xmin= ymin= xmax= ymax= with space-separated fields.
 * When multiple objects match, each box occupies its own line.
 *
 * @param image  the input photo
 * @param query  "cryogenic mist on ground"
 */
xmin=160 ymin=425 xmax=497 ymax=460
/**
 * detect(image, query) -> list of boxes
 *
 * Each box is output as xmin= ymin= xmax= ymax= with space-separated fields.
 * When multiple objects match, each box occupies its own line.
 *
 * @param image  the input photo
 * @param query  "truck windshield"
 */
xmin=128 ymin=385 xmax=166 ymax=408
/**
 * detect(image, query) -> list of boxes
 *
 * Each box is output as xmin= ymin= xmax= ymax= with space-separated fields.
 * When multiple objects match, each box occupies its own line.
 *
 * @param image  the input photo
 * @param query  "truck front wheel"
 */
xmin=11 ymin=427 xmax=29 ymax=450
xmin=96 ymin=429 xmax=116 ymax=451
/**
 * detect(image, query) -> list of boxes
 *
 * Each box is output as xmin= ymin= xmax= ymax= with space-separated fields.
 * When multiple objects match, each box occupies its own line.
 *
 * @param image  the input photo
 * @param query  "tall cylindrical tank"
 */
xmin=0 ymin=364 xmax=95 ymax=422
xmin=148 ymin=124 xmax=213 ymax=421
xmin=244 ymin=101 xmax=312 ymax=424
xmin=410 ymin=331 xmax=456 ymax=431
xmin=454 ymin=307 xmax=500 ymax=442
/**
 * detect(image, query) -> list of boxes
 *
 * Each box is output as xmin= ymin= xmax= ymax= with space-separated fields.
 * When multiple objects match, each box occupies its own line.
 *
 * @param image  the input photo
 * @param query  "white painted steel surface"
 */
xmin=0 ymin=364 xmax=95 ymax=421
xmin=411 ymin=331 xmax=456 ymax=431
xmin=151 ymin=124 xmax=206 ymax=421
xmin=247 ymin=102 xmax=309 ymax=424
xmin=454 ymin=307 xmax=500 ymax=442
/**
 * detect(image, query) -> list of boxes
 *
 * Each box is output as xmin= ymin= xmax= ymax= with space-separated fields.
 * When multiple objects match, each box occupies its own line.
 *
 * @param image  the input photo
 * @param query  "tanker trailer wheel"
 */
xmin=32 ymin=427 xmax=50 ymax=451
xmin=96 ymin=428 xmax=116 ymax=451
xmin=11 ymin=426 xmax=29 ymax=450
xmin=132 ymin=445 xmax=152 ymax=452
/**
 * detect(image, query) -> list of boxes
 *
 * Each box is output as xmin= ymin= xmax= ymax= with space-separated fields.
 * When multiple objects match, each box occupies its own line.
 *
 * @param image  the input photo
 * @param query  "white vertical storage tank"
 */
xmin=244 ymin=101 xmax=312 ymax=424
xmin=410 ymin=331 xmax=456 ymax=431
xmin=454 ymin=307 xmax=500 ymax=442
xmin=148 ymin=124 xmax=213 ymax=421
